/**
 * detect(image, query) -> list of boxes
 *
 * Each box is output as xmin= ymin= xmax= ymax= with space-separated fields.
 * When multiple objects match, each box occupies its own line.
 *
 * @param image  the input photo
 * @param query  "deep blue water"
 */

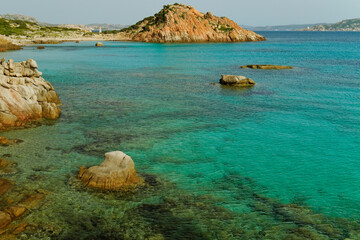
xmin=1 ymin=31 xmax=360 ymax=239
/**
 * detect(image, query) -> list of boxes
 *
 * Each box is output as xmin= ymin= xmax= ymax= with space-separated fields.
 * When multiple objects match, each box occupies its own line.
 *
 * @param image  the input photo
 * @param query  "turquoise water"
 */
xmin=1 ymin=32 xmax=360 ymax=239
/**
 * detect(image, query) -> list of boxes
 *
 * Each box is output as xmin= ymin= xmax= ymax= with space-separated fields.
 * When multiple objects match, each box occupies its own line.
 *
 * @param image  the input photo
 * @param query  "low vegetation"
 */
xmin=0 ymin=17 xmax=81 ymax=38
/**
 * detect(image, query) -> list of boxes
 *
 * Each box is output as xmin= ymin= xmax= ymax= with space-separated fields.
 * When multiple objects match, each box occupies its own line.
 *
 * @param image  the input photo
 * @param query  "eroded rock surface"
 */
xmin=0 ymin=58 xmax=61 ymax=129
xmin=78 ymin=151 xmax=144 ymax=190
xmin=120 ymin=4 xmax=266 ymax=43
xmin=219 ymin=74 xmax=255 ymax=87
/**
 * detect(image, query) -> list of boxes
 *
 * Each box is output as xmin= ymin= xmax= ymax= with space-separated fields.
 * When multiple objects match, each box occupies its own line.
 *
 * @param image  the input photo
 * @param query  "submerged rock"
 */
xmin=0 ymin=58 xmax=61 ymax=130
xmin=78 ymin=151 xmax=144 ymax=190
xmin=241 ymin=65 xmax=293 ymax=70
xmin=95 ymin=42 xmax=104 ymax=47
xmin=219 ymin=74 xmax=255 ymax=87
xmin=0 ymin=178 xmax=12 ymax=196
xmin=0 ymin=137 xmax=23 ymax=146
xmin=0 ymin=179 xmax=46 ymax=238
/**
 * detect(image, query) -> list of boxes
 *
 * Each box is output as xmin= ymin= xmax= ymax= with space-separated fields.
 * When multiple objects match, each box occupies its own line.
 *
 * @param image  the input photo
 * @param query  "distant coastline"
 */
xmin=301 ymin=18 xmax=360 ymax=31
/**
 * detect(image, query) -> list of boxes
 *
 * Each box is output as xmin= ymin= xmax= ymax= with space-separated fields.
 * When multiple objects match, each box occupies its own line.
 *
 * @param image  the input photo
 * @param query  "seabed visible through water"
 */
xmin=0 ymin=31 xmax=360 ymax=239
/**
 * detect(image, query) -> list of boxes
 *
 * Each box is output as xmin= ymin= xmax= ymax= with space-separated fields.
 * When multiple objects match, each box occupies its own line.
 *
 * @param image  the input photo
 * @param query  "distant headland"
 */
xmin=0 ymin=3 xmax=265 ymax=48
xmin=302 ymin=18 xmax=360 ymax=31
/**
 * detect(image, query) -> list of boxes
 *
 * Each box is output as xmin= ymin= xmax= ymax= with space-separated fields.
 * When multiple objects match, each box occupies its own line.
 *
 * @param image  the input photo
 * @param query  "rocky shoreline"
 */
xmin=0 ymin=58 xmax=61 ymax=130
xmin=0 ymin=37 xmax=22 ymax=52
xmin=120 ymin=4 xmax=266 ymax=43
xmin=0 ymin=4 xmax=266 ymax=48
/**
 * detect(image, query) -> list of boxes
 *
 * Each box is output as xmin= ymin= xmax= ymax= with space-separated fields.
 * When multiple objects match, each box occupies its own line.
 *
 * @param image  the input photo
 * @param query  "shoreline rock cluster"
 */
xmin=0 ymin=58 xmax=61 ymax=130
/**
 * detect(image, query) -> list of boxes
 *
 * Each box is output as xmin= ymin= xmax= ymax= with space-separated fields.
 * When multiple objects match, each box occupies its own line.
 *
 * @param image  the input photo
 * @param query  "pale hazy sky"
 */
xmin=2 ymin=0 xmax=359 ymax=26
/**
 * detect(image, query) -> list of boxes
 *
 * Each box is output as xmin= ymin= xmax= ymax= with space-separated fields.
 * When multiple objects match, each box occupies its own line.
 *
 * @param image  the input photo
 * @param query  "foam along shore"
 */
xmin=0 ymin=58 xmax=61 ymax=130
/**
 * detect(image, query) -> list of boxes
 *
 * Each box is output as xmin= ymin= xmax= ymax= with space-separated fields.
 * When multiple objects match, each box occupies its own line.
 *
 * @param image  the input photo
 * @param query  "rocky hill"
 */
xmin=87 ymin=23 xmax=128 ymax=31
xmin=119 ymin=4 xmax=266 ymax=42
xmin=0 ymin=17 xmax=84 ymax=37
xmin=0 ymin=14 xmax=38 ymax=23
xmin=303 ymin=18 xmax=360 ymax=31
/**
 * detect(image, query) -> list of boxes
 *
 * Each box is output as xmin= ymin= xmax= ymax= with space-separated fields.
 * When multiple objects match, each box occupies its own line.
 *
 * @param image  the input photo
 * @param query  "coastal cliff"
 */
xmin=0 ymin=58 xmax=61 ymax=130
xmin=119 ymin=4 xmax=266 ymax=43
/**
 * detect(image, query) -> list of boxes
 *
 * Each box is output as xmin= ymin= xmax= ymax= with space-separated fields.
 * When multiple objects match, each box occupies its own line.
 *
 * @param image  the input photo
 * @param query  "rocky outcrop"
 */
xmin=95 ymin=42 xmax=104 ymax=47
xmin=120 ymin=4 xmax=266 ymax=43
xmin=78 ymin=151 xmax=144 ymax=190
xmin=0 ymin=58 xmax=61 ymax=130
xmin=241 ymin=65 xmax=293 ymax=70
xmin=220 ymin=75 xmax=255 ymax=87
xmin=0 ymin=37 xmax=21 ymax=52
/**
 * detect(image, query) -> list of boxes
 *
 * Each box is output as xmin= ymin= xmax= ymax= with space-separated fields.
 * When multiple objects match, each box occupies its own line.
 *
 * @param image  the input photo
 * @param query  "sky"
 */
xmin=1 ymin=0 xmax=359 ymax=26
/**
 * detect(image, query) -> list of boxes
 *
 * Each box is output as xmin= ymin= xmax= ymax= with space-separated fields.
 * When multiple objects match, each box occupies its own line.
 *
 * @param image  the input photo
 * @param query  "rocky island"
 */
xmin=0 ymin=58 xmax=61 ymax=130
xmin=119 ymin=4 xmax=266 ymax=43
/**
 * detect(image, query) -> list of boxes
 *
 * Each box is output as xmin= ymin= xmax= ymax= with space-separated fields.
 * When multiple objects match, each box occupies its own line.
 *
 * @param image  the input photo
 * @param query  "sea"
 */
xmin=1 ymin=31 xmax=360 ymax=239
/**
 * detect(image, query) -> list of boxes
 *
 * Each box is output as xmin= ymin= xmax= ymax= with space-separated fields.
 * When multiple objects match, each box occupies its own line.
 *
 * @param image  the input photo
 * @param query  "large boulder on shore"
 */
xmin=0 ymin=58 xmax=61 ymax=130
xmin=219 ymin=74 xmax=255 ymax=87
xmin=78 ymin=151 xmax=144 ymax=190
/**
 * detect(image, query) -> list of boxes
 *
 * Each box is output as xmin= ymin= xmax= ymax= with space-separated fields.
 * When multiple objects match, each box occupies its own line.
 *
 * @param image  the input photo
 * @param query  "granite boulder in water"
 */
xmin=78 ymin=151 xmax=143 ymax=190
xmin=219 ymin=74 xmax=255 ymax=87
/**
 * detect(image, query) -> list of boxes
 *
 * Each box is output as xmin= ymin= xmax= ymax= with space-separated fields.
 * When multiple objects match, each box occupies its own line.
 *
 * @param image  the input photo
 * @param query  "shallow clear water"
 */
xmin=1 ymin=31 xmax=360 ymax=239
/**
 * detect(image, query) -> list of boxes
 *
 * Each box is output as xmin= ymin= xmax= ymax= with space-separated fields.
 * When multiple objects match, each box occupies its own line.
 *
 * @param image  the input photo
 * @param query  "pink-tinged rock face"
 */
xmin=121 ymin=4 xmax=266 ymax=43
xmin=78 ymin=151 xmax=144 ymax=190
xmin=0 ymin=58 xmax=61 ymax=130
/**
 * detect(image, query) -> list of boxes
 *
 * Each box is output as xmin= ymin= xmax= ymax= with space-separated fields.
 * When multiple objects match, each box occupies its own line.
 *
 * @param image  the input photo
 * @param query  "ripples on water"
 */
xmin=1 ymin=31 xmax=360 ymax=239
